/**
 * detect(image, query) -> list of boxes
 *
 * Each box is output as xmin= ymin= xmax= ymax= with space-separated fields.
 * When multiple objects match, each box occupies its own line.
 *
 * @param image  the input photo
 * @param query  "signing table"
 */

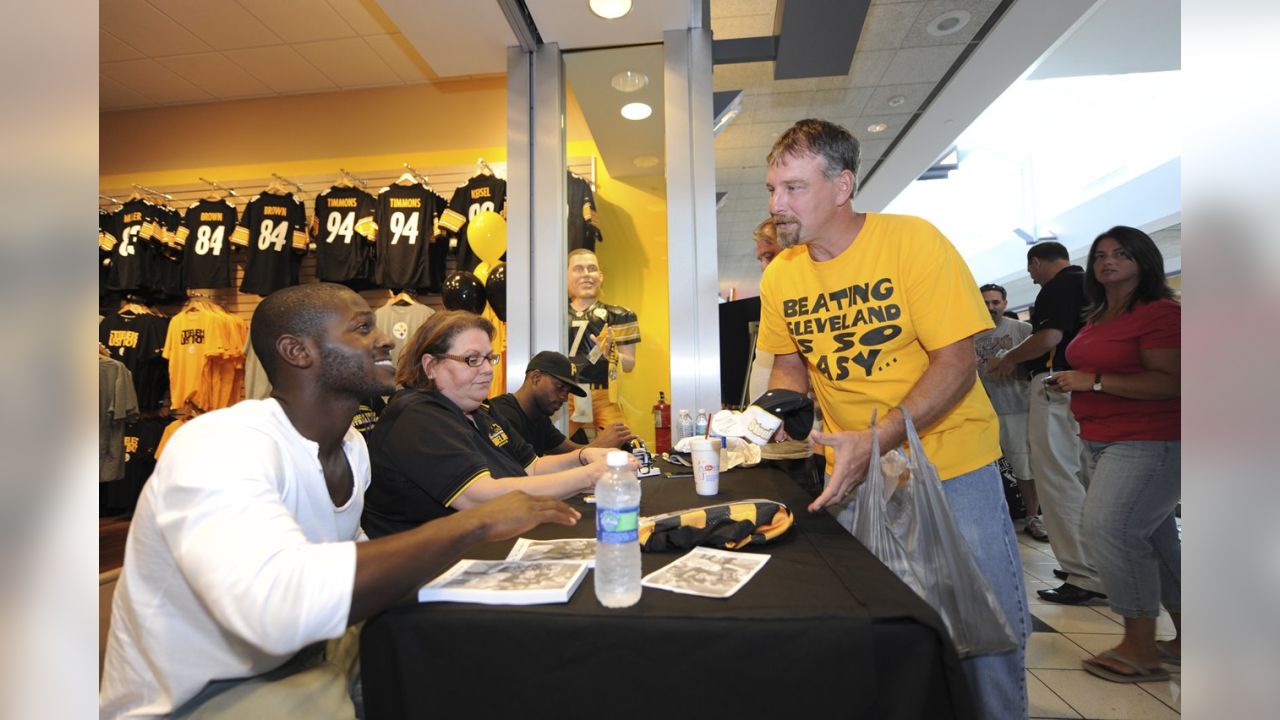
xmin=360 ymin=463 xmax=975 ymax=719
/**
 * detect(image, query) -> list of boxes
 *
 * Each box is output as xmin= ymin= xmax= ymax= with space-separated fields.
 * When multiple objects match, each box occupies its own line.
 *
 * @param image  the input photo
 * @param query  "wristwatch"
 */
xmin=1092 ymin=373 xmax=1103 ymax=392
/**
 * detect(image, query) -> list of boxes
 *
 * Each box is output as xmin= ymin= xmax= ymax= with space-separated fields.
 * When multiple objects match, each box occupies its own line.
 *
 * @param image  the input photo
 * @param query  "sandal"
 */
xmin=1082 ymin=650 xmax=1170 ymax=684
xmin=1156 ymin=640 xmax=1181 ymax=667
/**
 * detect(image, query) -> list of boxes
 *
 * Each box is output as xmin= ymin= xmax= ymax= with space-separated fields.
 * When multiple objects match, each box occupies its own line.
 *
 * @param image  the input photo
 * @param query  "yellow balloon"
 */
xmin=473 ymin=262 xmax=490 ymax=284
xmin=468 ymin=211 xmax=507 ymax=265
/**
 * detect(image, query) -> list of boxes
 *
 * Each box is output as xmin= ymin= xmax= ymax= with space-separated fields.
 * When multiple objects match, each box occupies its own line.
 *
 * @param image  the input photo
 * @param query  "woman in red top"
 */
xmin=1046 ymin=226 xmax=1180 ymax=683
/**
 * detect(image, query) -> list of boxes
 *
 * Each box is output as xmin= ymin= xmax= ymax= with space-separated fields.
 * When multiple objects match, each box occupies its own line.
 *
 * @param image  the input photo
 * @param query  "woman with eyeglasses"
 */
xmin=1043 ymin=226 xmax=1181 ymax=683
xmin=362 ymin=310 xmax=623 ymax=538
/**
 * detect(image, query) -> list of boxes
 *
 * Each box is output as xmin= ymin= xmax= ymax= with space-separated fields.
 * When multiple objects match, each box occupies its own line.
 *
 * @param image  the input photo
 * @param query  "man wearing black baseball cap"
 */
xmin=489 ymin=351 xmax=636 ymax=456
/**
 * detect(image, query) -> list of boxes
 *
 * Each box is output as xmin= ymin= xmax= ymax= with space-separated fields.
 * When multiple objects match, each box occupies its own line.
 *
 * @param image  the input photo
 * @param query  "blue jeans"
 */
xmin=833 ymin=463 xmax=1030 ymax=719
xmin=1080 ymin=440 xmax=1181 ymax=618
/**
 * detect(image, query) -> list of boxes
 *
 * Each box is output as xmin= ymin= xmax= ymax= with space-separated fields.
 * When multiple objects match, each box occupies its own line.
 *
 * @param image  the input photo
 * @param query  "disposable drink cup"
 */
xmin=690 ymin=437 xmax=721 ymax=496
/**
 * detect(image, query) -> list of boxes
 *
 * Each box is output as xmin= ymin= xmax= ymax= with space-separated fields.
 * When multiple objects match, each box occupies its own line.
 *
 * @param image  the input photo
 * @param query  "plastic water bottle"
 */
xmin=594 ymin=450 xmax=642 ymax=608
xmin=677 ymin=409 xmax=694 ymax=443
xmin=695 ymin=408 xmax=709 ymax=437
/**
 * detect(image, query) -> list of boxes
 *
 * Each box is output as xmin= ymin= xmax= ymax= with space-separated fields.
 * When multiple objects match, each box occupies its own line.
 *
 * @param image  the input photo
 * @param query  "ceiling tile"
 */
xmin=710 ymin=14 xmax=775 ymax=40
xmin=154 ymin=0 xmax=283 ymax=51
xmin=326 ymin=0 xmax=394 ymax=35
xmin=99 ymin=0 xmax=211 ymax=57
xmin=223 ymin=45 xmax=337 ymax=94
xmin=857 ymin=1 xmax=924 ymax=51
xmin=901 ymin=0 xmax=1001 ymax=48
xmin=100 ymin=75 xmax=153 ymax=110
xmin=848 ymin=48 xmax=896 ymax=87
xmin=808 ymin=86 xmax=874 ymax=117
xmin=100 ymin=30 xmax=143 ymax=62
xmin=713 ymin=61 xmax=774 ymax=92
xmin=101 ymin=58 xmax=215 ymax=104
xmin=879 ymin=44 xmax=965 ymax=85
xmin=237 ymin=0 xmax=355 ymax=44
xmin=864 ymin=82 xmax=934 ymax=114
xmin=364 ymin=34 xmax=427 ymax=83
xmin=156 ymin=52 xmax=274 ymax=100
xmin=293 ymin=37 xmax=400 ymax=88
xmin=714 ymin=121 xmax=757 ymax=150
xmin=851 ymin=112 xmax=916 ymax=140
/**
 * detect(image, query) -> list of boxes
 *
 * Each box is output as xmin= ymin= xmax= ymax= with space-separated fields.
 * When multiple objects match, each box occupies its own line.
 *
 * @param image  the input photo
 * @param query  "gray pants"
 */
xmin=171 ymin=625 xmax=362 ymax=720
xmin=1028 ymin=372 xmax=1103 ymax=593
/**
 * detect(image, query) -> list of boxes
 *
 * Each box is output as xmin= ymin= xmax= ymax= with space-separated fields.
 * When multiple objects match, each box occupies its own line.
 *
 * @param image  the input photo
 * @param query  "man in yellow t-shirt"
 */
xmin=758 ymin=119 xmax=1028 ymax=719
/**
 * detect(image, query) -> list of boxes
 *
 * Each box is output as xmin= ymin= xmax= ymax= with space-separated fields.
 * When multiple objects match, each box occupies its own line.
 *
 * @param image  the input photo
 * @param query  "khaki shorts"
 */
xmin=997 ymin=412 xmax=1033 ymax=481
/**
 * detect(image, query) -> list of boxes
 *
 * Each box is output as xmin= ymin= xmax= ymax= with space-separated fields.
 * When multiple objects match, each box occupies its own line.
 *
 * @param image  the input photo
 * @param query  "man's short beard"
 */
xmin=319 ymin=341 xmax=393 ymax=398
xmin=777 ymin=230 xmax=799 ymax=248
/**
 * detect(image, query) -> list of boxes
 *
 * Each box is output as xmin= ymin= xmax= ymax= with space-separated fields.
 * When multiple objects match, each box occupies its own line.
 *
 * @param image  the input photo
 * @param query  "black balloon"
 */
xmin=442 ymin=271 xmax=487 ymax=314
xmin=484 ymin=262 xmax=507 ymax=322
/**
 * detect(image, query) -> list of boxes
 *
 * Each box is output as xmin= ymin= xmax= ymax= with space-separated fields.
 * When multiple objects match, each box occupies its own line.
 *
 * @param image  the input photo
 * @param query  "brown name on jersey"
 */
xmin=389 ymin=197 xmax=422 ymax=208
xmin=199 ymin=212 xmax=224 ymax=222
xmin=263 ymin=206 xmax=289 ymax=217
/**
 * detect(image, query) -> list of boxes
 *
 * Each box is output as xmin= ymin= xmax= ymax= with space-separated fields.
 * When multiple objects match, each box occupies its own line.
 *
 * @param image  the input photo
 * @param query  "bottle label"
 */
xmin=596 ymin=505 xmax=639 ymax=544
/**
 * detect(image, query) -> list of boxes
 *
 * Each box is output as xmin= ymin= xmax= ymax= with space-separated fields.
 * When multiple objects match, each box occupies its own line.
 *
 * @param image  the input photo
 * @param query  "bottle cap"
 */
xmin=606 ymin=450 xmax=630 ymax=467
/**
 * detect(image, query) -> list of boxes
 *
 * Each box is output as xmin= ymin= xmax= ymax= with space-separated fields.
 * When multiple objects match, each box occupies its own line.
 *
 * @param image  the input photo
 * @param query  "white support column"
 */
xmin=665 ymin=28 xmax=721 ymax=418
xmin=505 ymin=43 xmax=567 ymax=388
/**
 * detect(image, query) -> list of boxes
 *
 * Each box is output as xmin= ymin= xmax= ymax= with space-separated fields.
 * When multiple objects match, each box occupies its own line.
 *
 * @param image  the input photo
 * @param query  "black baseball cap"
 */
xmin=525 ymin=351 xmax=587 ymax=397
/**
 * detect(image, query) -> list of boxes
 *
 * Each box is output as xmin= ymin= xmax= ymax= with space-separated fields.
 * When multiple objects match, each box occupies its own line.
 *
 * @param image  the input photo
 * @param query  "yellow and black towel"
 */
xmin=639 ymin=499 xmax=793 ymax=552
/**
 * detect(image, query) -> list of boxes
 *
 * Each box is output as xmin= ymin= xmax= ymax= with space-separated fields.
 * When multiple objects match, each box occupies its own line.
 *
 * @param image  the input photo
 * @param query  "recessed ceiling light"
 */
xmin=887 ymin=94 xmax=906 ymax=108
xmin=621 ymin=102 xmax=652 ymax=120
xmin=867 ymin=122 xmax=889 ymax=134
xmin=610 ymin=70 xmax=649 ymax=93
xmin=927 ymin=10 xmax=971 ymax=37
xmin=589 ymin=0 xmax=632 ymax=20
xmin=633 ymin=155 xmax=659 ymax=168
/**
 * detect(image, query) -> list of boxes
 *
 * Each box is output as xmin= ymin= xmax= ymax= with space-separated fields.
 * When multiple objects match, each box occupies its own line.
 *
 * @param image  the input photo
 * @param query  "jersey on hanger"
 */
xmin=176 ymin=199 xmax=238 ymax=289
xmin=105 ymin=199 xmax=158 ymax=292
xmin=150 ymin=206 xmax=186 ymax=301
xmin=439 ymin=174 xmax=507 ymax=272
xmin=372 ymin=184 xmax=445 ymax=290
xmin=231 ymin=192 xmax=308 ymax=297
xmin=313 ymin=186 xmax=377 ymax=284
xmin=567 ymin=173 xmax=599 ymax=252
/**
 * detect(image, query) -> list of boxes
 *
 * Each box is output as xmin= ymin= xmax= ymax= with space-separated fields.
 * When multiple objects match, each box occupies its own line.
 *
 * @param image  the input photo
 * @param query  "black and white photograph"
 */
xmin=506 ymin=537 xmax=598 ymax=567
xmin=642 ymin=547 xmax=770 ymax=599
xmin=417 ymin=560 xmax=590 ymax=606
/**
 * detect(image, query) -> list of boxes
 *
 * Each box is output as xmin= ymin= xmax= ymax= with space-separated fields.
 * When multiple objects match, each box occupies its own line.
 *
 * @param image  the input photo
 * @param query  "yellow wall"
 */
xmin=569 ymin=140 xmax=671 ymax=447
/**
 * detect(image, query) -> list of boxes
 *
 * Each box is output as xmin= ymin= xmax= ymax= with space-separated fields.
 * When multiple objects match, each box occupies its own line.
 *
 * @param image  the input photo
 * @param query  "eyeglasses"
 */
xmin=436 ymin=352 xmax=501 ymax=368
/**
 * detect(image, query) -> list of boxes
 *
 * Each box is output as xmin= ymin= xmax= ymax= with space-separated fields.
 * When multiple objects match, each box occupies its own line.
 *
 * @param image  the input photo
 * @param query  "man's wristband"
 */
xmin=578 ymin=448 xmax=587 ymax=466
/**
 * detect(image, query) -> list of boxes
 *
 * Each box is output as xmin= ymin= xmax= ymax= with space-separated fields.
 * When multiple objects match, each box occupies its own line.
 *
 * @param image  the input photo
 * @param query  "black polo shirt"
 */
xmin=1029 ymin=265 xmax=1087 ymax=372
xmin=488 ymin=393 xmax=568 ymax=456
xmin=363 ymin=389 xmax=537 ymax=538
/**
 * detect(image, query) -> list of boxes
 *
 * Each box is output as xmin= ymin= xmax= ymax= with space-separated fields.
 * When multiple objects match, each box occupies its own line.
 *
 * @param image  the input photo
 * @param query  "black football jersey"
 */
xmin=567 ymin=301 xmax=640 ymax=386
xmin=105 ymin=199 xmax=158 ymax=292
xmin=177 ymin=199 xmax=238 ymax=289
xmin=439 ymin=174 xmax=507 ymax=272
xmin=149 ymin=206 xmax=185 ymax=300
xmin=231 ymin=192 xmax=308 ymax=296
xmin=567 ymin=173 xmax=599 ymax=251
xmin=372 ymin=184 xmax=445 ymax=290
xmin=313 ymin=186 xmax=377 ymax=283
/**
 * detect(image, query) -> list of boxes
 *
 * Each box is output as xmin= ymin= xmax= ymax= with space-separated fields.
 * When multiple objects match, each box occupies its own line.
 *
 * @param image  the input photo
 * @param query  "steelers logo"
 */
xmin=392 ymin=321 xmax=410 ymax=340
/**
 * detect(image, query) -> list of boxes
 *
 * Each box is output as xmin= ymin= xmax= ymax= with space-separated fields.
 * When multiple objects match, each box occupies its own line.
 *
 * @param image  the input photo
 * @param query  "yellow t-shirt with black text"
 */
xmin=757 ymin=213 xmax=1000 ymax=480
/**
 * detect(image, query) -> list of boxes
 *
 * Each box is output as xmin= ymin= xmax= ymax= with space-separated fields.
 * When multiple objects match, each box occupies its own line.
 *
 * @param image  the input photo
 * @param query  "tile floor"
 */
xmin=1016 ymin=521 xmax=1180 ymax=719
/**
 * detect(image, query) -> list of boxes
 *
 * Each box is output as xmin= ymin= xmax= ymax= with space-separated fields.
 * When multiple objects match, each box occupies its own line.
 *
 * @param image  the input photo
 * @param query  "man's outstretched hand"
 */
xmin=807 ymin=429 xmax=874 ymax=513
xmin=590 ymin=422 xmax=637 ymax=449
xmin=469 ymin=491 xmax=581 ymax=543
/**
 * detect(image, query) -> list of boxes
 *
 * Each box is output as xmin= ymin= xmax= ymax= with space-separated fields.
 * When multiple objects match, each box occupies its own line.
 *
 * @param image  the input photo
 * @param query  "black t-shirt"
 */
xmin=373 ymin=184 xmax=445 ymax=290
xmin=105 ymin=199 xmax=158 ymax=292
xmin=567 ymin=301 xmax=640 ymax=386
xmin=567 ymin=173 xmax=598 ymax=252
xmin=1030 ymin=265 xmax=1087 ymax=372
xmin=487 ymin=393 xmax=567 ymax=456
xmin=363 ymin=389 xmax=537 ymax=537
xmin=313 ymin=186 xmax=377 ymax=284
xmin=233 ymin=192 xmax=308 ymax=296
xmin=179 ymin=199 xmax=237 ymax=289
xmin=99 ymin=311 xmax=170 ymax=411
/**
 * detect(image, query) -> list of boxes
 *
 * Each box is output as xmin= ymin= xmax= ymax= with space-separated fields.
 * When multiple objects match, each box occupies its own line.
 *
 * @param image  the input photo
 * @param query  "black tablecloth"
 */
xmin=361 ymin=463 xmax=975 ymax=719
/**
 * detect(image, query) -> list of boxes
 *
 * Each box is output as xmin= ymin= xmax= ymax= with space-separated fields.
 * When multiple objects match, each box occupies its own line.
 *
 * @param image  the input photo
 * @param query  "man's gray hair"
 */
xmin=766 ymin=118 xmax=861 ymax=181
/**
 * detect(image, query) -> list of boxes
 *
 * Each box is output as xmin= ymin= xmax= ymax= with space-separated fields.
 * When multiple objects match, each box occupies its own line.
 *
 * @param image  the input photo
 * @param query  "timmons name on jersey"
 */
xmin=389 ymin=197 xmax=422 ymax=208
xmin=327 ymin=197 xmax=359 ymax=208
